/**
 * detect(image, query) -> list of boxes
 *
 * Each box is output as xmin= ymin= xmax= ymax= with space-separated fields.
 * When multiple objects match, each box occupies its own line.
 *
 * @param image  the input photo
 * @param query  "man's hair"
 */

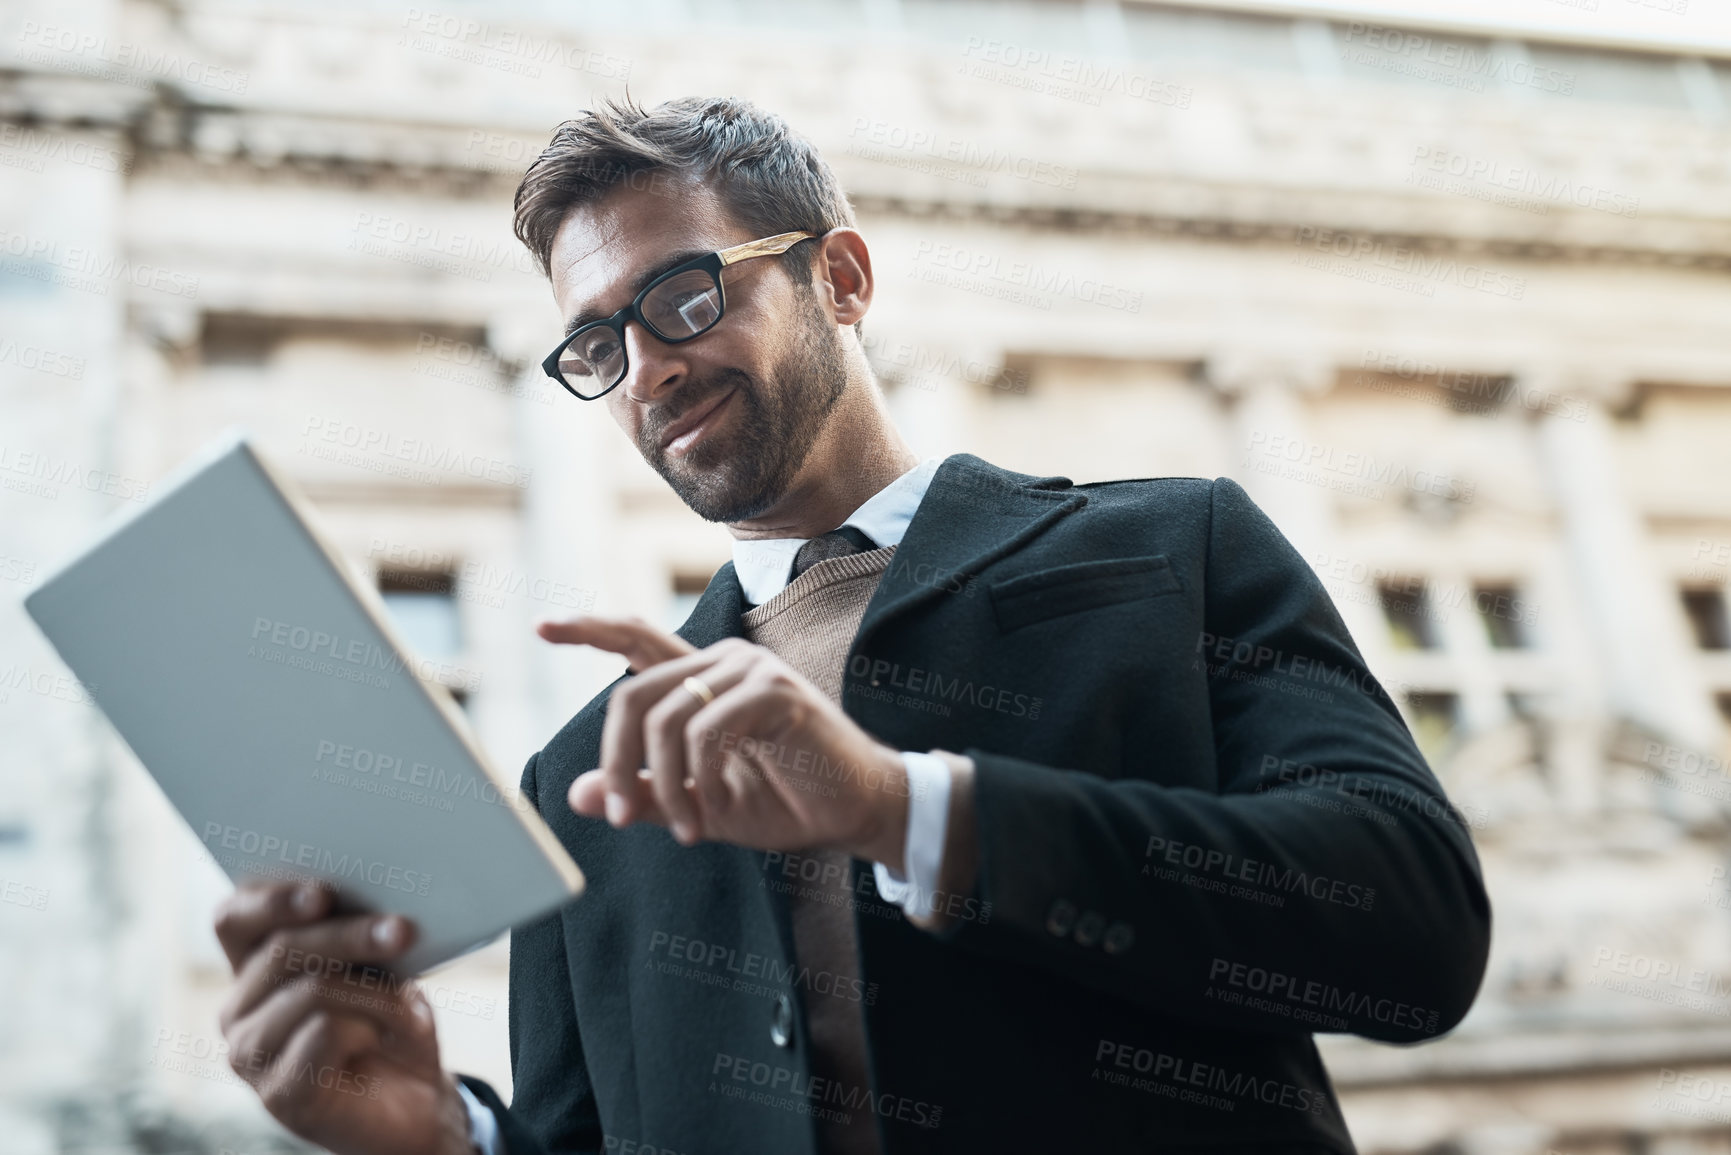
xmin=514 ymin=95 xmax=859 ymax=328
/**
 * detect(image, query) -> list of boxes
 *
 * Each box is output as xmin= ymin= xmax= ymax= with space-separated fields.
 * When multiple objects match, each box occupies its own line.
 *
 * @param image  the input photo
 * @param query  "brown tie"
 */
xmin=790 ymin=526 xmax=877 ymax=580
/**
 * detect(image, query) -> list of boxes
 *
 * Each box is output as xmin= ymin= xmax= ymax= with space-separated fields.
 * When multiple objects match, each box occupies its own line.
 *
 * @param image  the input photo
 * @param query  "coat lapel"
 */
xmin=854 ymin=453 xmax=1086 ymax=649
xmin=675 ymin=560 xmax=747 ymax=648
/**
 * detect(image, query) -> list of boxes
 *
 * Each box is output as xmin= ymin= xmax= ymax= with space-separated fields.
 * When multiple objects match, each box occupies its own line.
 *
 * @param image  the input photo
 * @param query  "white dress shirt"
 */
xmin=463 ymin=457 xmax=954 ymax=1153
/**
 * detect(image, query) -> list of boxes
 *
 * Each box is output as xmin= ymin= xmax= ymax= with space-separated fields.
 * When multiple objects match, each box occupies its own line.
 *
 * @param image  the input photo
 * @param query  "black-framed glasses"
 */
xmin=541 ymin=230 xmax=818 ymax=401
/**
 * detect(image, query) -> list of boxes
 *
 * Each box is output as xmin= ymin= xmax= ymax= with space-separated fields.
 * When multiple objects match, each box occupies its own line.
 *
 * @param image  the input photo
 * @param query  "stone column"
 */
xmin=1532 ymin=381 xmax=1721 ymax=753
xmin=492 ymin=311 xmax=620 ymax=747
xmin=1208 ymin=353 xmax=1398 ymax=683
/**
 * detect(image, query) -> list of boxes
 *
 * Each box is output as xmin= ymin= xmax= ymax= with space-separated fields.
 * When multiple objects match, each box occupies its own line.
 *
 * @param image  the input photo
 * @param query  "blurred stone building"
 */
xmin=3 ymin=0 xmax=1731 ymax=1151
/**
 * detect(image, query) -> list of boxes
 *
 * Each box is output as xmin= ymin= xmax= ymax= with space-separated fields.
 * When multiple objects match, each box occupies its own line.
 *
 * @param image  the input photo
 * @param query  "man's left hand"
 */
xmin=537 ymin=616 xmax=911 ymax=866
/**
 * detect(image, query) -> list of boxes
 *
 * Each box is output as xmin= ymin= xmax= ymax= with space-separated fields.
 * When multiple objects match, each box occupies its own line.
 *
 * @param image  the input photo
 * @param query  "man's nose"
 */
xmin=619 ymin=321 xmax=689 ymax=405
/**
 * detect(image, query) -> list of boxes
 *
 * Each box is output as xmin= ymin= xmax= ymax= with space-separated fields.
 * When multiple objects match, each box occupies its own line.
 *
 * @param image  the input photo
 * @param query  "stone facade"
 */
xmin=3 ymin=1 xmax=1730 ymax=1152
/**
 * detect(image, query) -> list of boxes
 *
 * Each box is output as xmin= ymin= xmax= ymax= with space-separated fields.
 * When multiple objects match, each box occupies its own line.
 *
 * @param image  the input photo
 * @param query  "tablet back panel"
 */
xmin=25 ymin=431 xmax=583 ymax=974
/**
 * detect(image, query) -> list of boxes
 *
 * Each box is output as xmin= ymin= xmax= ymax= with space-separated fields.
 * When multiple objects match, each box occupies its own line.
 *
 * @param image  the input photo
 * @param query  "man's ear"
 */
xmin=814 ymin=228 xmax=872 ymax=328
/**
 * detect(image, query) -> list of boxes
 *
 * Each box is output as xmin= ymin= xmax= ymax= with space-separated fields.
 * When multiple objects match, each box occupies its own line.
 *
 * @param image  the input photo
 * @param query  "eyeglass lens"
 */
xmin=556 ymin=267 xmax=724 ymax=396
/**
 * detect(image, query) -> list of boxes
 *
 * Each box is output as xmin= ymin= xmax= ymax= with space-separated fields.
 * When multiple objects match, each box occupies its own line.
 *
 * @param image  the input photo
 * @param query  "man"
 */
xmin=213 ymin=96 xmax=1491 ymax=1155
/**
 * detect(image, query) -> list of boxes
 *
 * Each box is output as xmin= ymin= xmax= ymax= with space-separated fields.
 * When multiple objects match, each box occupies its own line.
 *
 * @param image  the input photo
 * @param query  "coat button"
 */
xmin=1103 ymin=921 xmax=1135 ymax=956
xmin=1074 ymin=910 xmax=1106 ymax=948
xmin=770 ymin=993 xmax=794 ymax=1048
xmin=1045 ymin=898 xmax=1078 ymax=937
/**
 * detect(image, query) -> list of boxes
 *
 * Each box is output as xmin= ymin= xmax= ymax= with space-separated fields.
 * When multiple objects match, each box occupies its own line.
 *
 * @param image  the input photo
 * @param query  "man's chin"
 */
xmin=658 ymin=456 xmax=780 ymax=524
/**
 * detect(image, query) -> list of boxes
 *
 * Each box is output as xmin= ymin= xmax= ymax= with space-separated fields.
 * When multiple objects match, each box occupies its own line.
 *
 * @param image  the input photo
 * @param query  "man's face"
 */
xmin=546 ymin=177 xmax=847 ymax=523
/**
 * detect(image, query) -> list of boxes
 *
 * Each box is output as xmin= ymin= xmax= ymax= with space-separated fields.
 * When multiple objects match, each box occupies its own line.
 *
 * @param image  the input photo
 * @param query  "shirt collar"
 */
xmin=731 ymin=456 xmax=941 ymax=607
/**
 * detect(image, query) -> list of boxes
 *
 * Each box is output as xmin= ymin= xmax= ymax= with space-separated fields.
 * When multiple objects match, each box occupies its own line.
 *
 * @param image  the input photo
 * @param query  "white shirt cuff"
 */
xmin=872 ymin=751 xmax=952 ymax=920
xmin=456 ymin=1079 xmax=504 ymax=1155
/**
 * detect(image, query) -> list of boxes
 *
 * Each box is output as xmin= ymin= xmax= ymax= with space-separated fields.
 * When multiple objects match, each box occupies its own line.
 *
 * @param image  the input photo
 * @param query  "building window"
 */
xmin=1378 ymin=578 xmax=1438 ymax=650
xmin=378 ymin=568 xmax=462 ymax=659
xmin=1682 ymin=587 xmax=1730 ymax=651
xmin=1474 ymin=583 xmax=1531 ymax=649
xmin=1405 ymin=691 xmax=1460 ymax=764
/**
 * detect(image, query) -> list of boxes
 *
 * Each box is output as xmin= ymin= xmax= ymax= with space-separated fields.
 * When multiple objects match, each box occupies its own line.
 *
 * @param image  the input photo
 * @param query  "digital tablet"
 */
xmin=24 ymin=429 xmax=584 ymax=974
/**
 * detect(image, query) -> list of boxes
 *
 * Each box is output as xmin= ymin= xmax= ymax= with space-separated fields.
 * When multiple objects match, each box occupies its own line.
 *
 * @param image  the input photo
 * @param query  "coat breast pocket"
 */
xmin=989 ymin=554 xmax=1183 ymax=634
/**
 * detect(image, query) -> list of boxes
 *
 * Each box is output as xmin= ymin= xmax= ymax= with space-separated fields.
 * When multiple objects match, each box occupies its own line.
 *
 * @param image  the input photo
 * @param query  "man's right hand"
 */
xmin=213 ymin=881 xmax=476 ymax=1155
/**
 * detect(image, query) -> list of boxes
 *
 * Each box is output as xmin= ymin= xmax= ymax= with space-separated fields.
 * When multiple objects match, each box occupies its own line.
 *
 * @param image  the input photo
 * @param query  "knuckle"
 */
xmin=302 ymin=1009 xmax=337 ymax=1048
xmin=260 ymin=929 xmax=294 ymax=965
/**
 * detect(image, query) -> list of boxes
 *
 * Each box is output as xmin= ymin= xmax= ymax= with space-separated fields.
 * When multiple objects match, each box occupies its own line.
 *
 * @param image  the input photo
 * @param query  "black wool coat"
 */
xmin=461 ymin=453 xmax=1492 ymax=1155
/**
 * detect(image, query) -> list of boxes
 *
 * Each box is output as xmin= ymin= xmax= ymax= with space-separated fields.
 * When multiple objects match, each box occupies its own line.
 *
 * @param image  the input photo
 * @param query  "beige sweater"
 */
xmin=741 ymin=545 xmax=896 ymax=1155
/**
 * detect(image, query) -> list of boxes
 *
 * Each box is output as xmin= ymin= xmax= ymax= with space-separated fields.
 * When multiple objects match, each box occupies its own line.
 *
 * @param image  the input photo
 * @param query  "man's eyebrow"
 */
xmin=563 ymin=248 xmax=712 ymax=337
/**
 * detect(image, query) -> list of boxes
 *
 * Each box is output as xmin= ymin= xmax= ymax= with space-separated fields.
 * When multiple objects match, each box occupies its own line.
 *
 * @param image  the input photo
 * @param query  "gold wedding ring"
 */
xmin=681 ymin=675 xmax=717 ymax=707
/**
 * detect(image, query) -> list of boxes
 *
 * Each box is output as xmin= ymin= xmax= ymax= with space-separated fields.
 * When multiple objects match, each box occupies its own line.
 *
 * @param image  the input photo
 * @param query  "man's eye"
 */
xmin=579 ymin=334 xmax=619 ymax=363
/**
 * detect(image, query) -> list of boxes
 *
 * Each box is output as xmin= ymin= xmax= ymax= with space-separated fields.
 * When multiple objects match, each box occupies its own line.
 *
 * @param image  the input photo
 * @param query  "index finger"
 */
xmin=537 ymin=615 xmax=697 ymax=673
xmin=213 ymin=880 xmax=333 ymax=974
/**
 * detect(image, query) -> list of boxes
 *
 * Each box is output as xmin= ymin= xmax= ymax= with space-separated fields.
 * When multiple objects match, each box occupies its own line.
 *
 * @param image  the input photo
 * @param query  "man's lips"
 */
xmin=659 ymin=388 xmax=737 ymax=457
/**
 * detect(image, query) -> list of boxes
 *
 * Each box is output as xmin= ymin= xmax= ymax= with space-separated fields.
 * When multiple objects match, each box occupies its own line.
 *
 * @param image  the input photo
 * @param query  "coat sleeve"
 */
xmin=933 ymin=476 xmax=1492 ymax=1042
xmin=455 ymin=751 xmax=603 ymax=1154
